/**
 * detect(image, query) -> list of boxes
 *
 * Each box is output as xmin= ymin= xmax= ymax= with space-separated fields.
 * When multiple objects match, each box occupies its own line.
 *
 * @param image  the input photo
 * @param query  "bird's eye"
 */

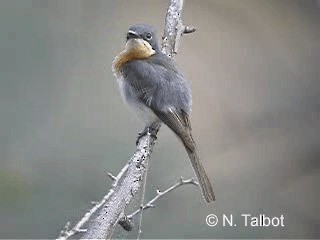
xmin=146 ymin=32 xmax=152 ymax=40
xmin=126 ymin=33 xmax=130 ymax=41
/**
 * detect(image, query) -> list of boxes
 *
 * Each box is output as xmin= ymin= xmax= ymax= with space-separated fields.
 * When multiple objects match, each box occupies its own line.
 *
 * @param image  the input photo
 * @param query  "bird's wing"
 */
xmin=122 ymin=54 xmax=193 ymax=148
xmin=122 ymin=54 xmax=192 ymax=114
xmin=151 ymin=106 xmax=195 ymax=151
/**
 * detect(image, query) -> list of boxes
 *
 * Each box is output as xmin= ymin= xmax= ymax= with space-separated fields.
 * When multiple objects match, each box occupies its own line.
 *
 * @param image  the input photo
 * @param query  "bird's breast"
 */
xmin=112 ymin=39 xmax=155 ymax=76
xmin=116 ymin=75 xmax=158 ymax=124
xmin=112 ymin=39 xmax=158 ymax=124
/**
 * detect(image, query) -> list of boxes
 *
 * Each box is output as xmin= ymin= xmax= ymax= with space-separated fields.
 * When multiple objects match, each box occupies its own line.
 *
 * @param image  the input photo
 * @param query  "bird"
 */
xmin=112 ymin=24 xmax=215 ymax=203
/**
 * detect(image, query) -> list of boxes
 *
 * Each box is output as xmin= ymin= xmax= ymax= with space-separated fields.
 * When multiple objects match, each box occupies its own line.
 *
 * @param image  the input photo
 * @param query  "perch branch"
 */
xmin=57 ymin=0 xmax=196 ymax=239
xmin=81 ymin=133 xmax=157 ymax=239
xmin=57 ymin=162 xmax=129 ymax=240
xmin=162 ymin=0 xmax=196 ymax=57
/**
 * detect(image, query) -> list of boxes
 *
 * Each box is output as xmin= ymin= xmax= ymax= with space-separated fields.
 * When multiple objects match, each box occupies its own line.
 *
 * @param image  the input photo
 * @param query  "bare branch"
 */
xmin=162 ymin=0 xmax=196 ymax=57
xmin=57 ymin=0 xmax=194 ymax=238
xmin=117 ymin=178 xmax=198 ymax=232
xmin=57 ymin=161 xmax=129 ymax=240
xmin=128 ymin=178 xmax=198 ymax=220
xmin=57 ymin=188 xmax=113 ymax=239
xmin=81 ymin=133 xmax=157 ymax=239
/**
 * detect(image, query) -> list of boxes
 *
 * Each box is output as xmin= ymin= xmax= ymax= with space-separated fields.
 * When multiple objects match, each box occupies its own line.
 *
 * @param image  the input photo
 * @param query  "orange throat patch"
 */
xmin=112 ymin=39 xmax=155 ymax=76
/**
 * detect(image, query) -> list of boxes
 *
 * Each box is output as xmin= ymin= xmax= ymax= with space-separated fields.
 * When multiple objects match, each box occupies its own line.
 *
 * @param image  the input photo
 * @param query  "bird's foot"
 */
xmin=136 ymin=125 xmax=159 ymax=145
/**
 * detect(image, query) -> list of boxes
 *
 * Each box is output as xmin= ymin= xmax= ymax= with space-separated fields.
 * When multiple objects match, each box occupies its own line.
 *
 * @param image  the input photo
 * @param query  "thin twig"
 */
xmin=128 ymin=178 xmax=199 ymax=220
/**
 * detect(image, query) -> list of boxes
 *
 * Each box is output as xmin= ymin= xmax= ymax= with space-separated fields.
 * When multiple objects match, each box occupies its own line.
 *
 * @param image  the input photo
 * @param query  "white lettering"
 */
xmin=223 ymin=214 xmax=233 ymax=226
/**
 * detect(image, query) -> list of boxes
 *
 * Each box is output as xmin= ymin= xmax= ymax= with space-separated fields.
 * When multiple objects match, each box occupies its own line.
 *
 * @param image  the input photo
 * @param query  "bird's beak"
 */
xmin=127 ymin=30 xmax=141 ymax=41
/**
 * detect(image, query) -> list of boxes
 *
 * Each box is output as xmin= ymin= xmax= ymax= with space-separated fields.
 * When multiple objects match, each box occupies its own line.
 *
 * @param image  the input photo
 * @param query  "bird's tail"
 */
xmin=153 ymin=109 xmax=215 ymax=203
xmin=182 ymin=134 xmax=215 ymax=203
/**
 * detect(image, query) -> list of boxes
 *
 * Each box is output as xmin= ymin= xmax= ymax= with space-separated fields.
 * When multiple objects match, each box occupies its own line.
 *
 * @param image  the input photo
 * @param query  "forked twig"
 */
xmin=118 ymin=178 xmax=199 ymax=231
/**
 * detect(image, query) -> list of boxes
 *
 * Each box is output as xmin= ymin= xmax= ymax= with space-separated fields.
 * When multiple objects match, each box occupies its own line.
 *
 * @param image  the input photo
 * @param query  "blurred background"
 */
xmin=0 ymin=0 xmax=319 ymax=238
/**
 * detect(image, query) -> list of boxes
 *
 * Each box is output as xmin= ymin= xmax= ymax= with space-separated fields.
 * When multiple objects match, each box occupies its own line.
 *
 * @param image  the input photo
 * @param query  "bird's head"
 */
xmin=112 ymin=24 xmax=159 ymax=75
xmin=124 ymin=24 xmax=159 ymax=57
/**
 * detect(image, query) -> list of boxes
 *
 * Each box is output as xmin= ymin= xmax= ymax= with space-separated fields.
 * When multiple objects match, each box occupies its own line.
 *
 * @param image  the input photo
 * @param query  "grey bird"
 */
xmin=112 ymin=24 xmax=215 ymax=203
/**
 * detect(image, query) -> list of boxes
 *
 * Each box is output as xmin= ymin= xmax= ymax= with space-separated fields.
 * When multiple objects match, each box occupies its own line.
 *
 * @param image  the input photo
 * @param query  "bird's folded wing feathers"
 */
xmin=122 ymin=56 xmax=192 ymax=113
xmin=151 ymin=107 xmax=196 ymax=152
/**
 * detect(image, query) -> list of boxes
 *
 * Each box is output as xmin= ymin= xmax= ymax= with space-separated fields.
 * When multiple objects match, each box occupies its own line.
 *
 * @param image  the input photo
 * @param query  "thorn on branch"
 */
xmin=179 ymin=176 xmax=184 ymax=183
xmin=107 ymin=172 xmax=117 ymax=181
xmin=59 ymin=221 xmax=70 ymax=237
xmin=124 ymin=178 xmax=199 ymax=223
xmin=184 ymin=25 xmax=196 ymax=34
xmin=146 ymin=203 xmax=155 ymax=209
